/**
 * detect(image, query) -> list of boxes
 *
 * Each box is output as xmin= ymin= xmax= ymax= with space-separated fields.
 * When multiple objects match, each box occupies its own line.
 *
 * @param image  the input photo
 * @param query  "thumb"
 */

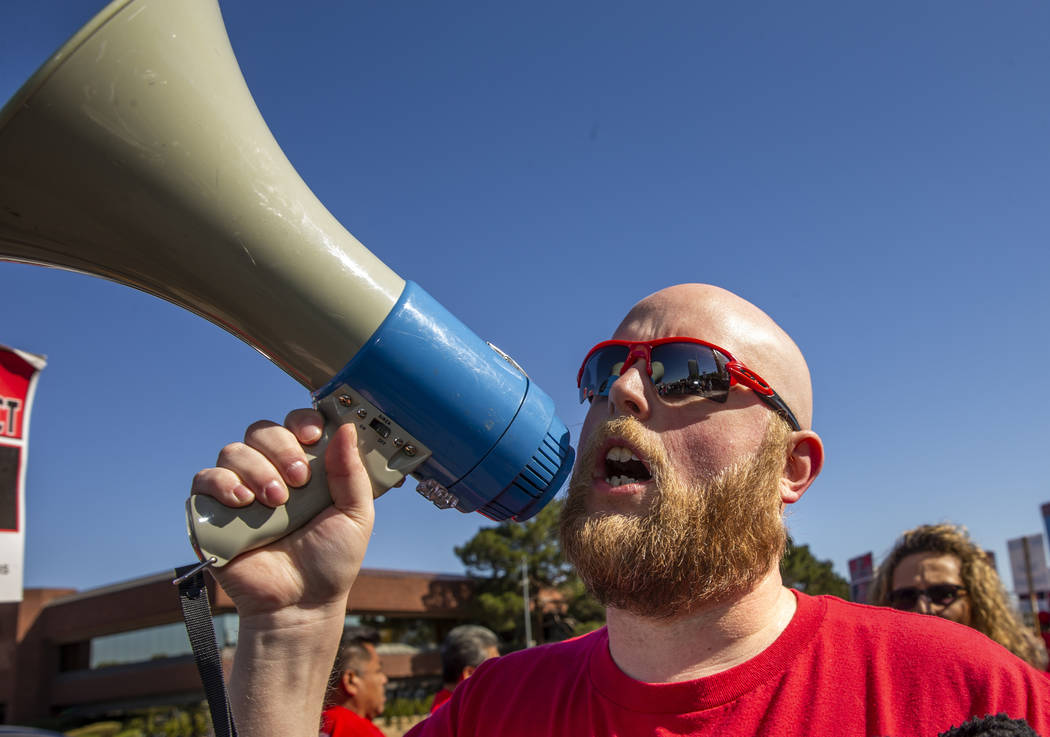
xmin=325 ymin=423 xmax=375 ymax=524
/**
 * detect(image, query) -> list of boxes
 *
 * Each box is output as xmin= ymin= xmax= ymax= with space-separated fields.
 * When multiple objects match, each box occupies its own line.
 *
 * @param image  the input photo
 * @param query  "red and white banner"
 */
xmin=848 ymin=552 xmax=874 ymax=604
xmin=1007 ymin=534 xmax=1050 ymax=602
xmin=0 ymin=345 xmax=46 ymax=602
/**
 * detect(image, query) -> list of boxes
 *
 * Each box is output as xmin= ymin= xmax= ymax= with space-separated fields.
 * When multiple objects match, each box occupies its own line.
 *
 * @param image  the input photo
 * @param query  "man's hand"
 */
xmin=189 ymin=409 xmax=375 ymax=623
xmin=189 ymin=409 xmax=376 ymax=737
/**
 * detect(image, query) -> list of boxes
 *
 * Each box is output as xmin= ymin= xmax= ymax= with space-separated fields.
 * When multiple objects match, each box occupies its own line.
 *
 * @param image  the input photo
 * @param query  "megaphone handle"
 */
xmin=186 ymin=386 xmax=432 ymax=566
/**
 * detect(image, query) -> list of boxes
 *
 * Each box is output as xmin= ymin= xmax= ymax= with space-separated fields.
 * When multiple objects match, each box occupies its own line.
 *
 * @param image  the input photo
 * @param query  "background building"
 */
xmin=0 ymin=567 xmax=474 ymax=724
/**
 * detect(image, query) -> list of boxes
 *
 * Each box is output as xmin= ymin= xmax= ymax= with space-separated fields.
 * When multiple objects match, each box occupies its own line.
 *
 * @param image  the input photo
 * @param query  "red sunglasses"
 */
xmin=576 ymin=337 xmax=801 ymax=431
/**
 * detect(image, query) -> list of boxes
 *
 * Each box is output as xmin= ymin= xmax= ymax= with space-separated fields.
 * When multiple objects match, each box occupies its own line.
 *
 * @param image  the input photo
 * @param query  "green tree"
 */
xmin=454 ymin=498 xmax=603 ymax=647
xmin=780 ymin=535 xmax=850 ymax=598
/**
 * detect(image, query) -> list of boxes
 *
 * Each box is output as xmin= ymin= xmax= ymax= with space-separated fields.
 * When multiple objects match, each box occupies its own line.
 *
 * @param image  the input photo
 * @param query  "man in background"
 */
xmin=429 ymin=625 xmax=499 ymax=713
xmin=320 ymin=627 xmax=388 ymax=737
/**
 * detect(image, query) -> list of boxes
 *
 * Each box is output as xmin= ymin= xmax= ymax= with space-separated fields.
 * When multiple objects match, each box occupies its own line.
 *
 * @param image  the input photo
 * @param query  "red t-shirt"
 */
xmin=320 ymin=705 xmax=385 ymax=737
xmin=409 ymin=592 xmax=1050 ymax=736
xmin=429 ymin=688 xmax=453 ymax=713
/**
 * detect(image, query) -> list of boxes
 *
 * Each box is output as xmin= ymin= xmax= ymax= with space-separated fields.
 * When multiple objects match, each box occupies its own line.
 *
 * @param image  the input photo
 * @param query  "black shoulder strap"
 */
xmin=174 ymin=564 xmax=238 ymax=737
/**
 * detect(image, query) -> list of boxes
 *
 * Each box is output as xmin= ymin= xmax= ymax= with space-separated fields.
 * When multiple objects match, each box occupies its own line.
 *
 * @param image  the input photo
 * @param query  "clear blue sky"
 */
xmin=3 ymin=0 xmax=1049 ymax=593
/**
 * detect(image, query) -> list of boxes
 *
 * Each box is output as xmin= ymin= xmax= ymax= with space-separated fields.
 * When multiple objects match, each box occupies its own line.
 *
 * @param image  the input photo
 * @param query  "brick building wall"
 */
xmin=0 ymin=568 xmax=474 ymax=724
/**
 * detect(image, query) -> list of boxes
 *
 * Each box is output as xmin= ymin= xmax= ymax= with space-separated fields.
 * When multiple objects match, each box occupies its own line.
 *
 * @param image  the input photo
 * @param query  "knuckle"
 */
xmin=191 ymin=467 xmax=231 ymax=496
xmin=190 ymin=468 xmax=213 ymax=492
xmin=245 ymin=419 xmax=278 ymax=439
xmin=216 ymin=442 xmax=246 ymax=466
xmin=285 ymin=409 xmax=324 ymax=443
xmin=284 ymin=407 xmax=321 ymax=425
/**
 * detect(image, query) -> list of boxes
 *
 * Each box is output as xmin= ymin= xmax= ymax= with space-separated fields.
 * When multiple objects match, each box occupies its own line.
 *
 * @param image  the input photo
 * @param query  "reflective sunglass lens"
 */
xmin=928 ymin=585 xmax=963 ymax=606
xmin=889 ymin=585 xmax=963 ymax=610
xmin=890 ymin=588 xmax=920 ymax=610
xmin=579 ymin=346 xmax=629 ymax=403
xmin=649 ymin=343 xmax=729 ymax=400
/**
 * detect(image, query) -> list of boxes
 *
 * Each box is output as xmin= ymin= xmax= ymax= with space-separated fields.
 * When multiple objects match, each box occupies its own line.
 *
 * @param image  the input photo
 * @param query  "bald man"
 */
xmin=191 ymin=284 xmax=1050 ymax=737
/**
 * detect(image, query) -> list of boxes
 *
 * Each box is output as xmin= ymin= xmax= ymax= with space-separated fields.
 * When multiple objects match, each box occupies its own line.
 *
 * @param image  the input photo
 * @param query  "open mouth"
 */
xmin=604 ymin=446 xmax=653 ymax=488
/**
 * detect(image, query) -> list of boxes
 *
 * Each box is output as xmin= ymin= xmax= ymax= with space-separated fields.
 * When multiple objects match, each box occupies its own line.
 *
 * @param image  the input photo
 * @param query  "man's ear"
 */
xmin=461 ymin=665 xmax=476 ymax=682
xmin=780 ymin=430 xmax=823 ymax=505
xmin=340 ymin=670 xmax=360 ymax=697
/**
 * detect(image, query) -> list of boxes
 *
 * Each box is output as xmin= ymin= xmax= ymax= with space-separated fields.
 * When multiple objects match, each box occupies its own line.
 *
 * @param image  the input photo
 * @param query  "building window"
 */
xmin=84 ymin=614 xmax=239 ymax=670
xmin=350 ymin=614 xmax=443 ymax=649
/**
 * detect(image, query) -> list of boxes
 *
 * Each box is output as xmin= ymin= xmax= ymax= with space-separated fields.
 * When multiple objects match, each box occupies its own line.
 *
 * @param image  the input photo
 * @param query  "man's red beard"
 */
xmin=558 ymin=415 xmax=791 ymax=618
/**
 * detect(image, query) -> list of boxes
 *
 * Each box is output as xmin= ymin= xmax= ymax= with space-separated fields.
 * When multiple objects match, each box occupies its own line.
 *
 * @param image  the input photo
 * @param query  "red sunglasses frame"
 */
xmin=576 ymin=336 xmax=801 ymax=431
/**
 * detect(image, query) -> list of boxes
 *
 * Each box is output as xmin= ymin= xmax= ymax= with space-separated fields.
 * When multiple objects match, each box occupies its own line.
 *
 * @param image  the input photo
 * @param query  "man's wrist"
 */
xmin=229 ymin=603 xmax=347 ymax=737
xmin=237 ymin=600 xmax=348 ymax=640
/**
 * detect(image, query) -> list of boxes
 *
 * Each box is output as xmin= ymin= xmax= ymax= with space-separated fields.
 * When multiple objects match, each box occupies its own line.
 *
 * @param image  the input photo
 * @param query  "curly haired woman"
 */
xmin=871 ymin=523 xmax=1047 ymax=670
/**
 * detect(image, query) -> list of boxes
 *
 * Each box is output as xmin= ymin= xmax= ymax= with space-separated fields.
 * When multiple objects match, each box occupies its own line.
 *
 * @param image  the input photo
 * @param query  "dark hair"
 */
xmin=325 ymin=626 xmax=380 ymax=704
xmin=441 ymin=625 xmax=499 ymax=684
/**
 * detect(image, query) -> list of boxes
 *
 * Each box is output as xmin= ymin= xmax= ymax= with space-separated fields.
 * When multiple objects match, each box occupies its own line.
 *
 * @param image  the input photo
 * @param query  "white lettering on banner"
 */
xmin=0 ymin=397 xmax=21 ymax=438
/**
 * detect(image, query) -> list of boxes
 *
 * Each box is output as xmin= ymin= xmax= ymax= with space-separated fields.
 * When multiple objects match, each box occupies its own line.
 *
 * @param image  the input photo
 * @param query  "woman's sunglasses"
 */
xmin=576 ymin=337 xmax=801 ymax=431
xmin=889 ymin=584 xmax=967 ymax=611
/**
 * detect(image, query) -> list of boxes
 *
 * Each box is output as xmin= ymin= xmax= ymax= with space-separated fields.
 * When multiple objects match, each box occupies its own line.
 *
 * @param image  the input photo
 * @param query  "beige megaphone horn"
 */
xmin=0 ymin=0 xmax=574 ymax=567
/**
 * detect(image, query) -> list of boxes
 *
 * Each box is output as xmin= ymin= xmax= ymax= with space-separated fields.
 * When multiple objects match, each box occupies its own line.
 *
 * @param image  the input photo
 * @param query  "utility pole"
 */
xmin=521 ymin=554 xmax=532 ymax=648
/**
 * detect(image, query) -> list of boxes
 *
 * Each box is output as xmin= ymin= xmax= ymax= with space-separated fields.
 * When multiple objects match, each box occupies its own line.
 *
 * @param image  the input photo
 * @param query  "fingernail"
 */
xmin=287 ymin=460 xmax=309 ymax=487
xmin=261 ymin=479 xmax=285 ymax=506
xmin=301 ymin=425 xmax=323 ymax=443
xmin=233 ymin=485 xmax=255 ymax=504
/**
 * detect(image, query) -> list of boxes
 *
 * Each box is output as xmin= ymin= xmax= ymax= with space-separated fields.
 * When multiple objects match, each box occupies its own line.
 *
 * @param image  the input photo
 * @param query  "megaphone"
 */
xmin=0 ymin=0 xmax=574 ymax=566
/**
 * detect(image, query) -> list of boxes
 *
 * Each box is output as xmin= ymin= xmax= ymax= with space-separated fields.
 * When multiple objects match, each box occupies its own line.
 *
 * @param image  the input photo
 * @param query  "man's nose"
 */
xmin=916 ymin=595 xmax=932 ymax=614
xmin=607 ymin=365 xmax=651 ymax=421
